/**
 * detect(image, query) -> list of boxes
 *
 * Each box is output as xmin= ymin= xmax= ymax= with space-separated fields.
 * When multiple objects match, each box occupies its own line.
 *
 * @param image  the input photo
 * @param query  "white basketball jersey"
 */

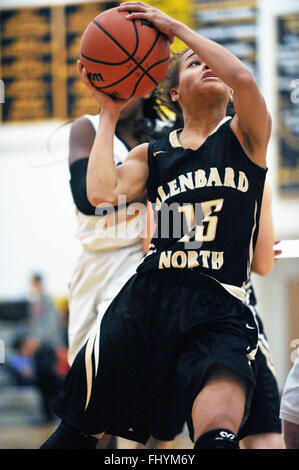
xmin=74 ymin=114 xmax=145 ymax=252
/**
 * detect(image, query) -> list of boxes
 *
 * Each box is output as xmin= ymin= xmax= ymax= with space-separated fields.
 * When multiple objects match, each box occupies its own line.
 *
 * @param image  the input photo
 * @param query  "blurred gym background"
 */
xmin=0 ymin=0 xmax=298 ymax=449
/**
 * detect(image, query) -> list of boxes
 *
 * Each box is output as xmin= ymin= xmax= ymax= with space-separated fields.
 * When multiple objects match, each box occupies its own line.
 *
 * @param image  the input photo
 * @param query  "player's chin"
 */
xmin=200 ymin=79 xmax=229 ymax=95
xmin=200 ymin=77 xmax=224 ymax=88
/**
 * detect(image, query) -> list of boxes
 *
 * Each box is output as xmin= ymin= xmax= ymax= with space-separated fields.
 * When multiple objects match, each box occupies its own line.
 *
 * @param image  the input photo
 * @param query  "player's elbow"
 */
xmin=252 ymin=258 xmax=274 ymax=276
xmin=234 ymin=69 xmax=256 ymax=90
xmin=87 ymin=188 xmax=116 ymax=207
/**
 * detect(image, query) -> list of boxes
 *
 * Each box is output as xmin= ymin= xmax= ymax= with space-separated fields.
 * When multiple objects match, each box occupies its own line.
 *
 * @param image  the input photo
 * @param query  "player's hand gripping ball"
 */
xmin=80 ymin=7 xmax=170 ymax=100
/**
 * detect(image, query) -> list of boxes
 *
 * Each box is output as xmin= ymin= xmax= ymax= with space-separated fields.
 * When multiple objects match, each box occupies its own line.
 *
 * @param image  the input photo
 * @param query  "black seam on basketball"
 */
xmin=93 ymin=18 xmax=155 ymax=84
xmin=91 ymin=19 xmax=166 ymax=87
xmin=128 ymin=56 xmax=171 ymax=98
xmin=94 ymin=54 xmax=170 ymax=95
xmin=94 ymin=37 xmax=169 ymax=92
xmin=94 ymin=63 xmax=142 ymax=90
xmin=80 ymin=52 xmax=130 ymax=66
xmin=131 ymin=20 xmax=162 ymax=85
xmin=92 ymin=19 xmax=139 ymax=63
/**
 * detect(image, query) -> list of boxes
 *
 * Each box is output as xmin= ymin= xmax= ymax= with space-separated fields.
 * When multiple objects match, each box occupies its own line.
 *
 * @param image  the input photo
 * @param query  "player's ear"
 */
xmin=170 ymin=87 xmax=179 ymax=102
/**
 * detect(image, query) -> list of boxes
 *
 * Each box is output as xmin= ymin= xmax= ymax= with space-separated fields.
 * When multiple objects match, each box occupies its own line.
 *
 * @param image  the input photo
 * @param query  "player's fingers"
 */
xmin=163 ymin=33 xmax=174 ymax=45
xmin=274 ymin=249 xmax=282 ymax=260
xmin=77 ymin=60 xmax=89 ymax=85
xmin=77 ymin=59 xmax=87 ymax=80
xmin=122 ymin=11 xmax=174 ymax=43
xmin=77 ymin=62 xmax=97 ymax=95
xmin=118 ymin=2 xmax=150 ymax=11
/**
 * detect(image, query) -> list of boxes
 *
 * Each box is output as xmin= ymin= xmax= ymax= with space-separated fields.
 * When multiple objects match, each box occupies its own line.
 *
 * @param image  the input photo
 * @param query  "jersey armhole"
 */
xmin=147 ymin=142 xmax=157 ymax=203
xmin=228 ymin=121 xmax=268 ymax=175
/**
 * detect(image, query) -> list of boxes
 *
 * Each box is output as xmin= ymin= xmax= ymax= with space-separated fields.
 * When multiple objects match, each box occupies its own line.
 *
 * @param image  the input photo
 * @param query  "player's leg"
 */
xmin=282 ymin=420 xmax=299 ymax=449
xmin=241 ymin=432 xmax=282 ymax=449
xmin=177 ymin=287 xmax=258 ymax=450
xmin=192 ymin=364 xmax=247 ymax=449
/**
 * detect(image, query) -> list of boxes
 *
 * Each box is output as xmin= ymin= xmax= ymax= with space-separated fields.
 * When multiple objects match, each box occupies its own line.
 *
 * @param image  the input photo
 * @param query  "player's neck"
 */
xmin=180 ymin=108 xmax=226 ymax=150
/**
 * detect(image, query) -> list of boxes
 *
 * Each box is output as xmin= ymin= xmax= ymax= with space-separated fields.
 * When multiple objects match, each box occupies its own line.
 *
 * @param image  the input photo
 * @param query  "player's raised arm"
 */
xmin=86 ymin=105 xmax=148 ymax=206
xmin=119 ymin=2 xmax=271 ymax=168
xmin=77 ymin=60 xmax=148 ymax=206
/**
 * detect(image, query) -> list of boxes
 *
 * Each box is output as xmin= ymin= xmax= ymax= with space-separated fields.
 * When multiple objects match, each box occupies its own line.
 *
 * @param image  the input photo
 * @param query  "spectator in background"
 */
xmin=7 ymin=333 xmax=64 ymax=423
xmin=7 ymin=334 xmax=38 ymax=387
xmin=25 ymin=274 xmax=67 ymax=422
xmin=27 ymin=274 xmax=63 ymax=349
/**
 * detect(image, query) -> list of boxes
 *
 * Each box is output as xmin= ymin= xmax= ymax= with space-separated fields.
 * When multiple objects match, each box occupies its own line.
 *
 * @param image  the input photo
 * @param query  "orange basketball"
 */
xmin=80 ymin=7 xmax=170 ymax=99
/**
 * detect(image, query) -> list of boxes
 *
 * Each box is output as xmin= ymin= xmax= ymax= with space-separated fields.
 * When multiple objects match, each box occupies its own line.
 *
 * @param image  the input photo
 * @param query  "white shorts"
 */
xmin=67 ymin=243 xmax=143 ymax=365
xmin=280 ymin=349 xmax=299 ymax=425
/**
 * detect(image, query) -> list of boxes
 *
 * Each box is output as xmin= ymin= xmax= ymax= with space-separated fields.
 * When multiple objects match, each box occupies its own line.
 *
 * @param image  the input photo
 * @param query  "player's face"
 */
xmin=173 ymin=50 xmax=231 ymax=105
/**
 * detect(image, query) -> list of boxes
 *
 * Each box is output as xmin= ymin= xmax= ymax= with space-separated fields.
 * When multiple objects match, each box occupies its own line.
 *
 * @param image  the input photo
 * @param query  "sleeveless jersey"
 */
xmin=74 ymin=113 xmax=145 ymax=252
xmin=137 ymin=117 xmax=267 ymax=300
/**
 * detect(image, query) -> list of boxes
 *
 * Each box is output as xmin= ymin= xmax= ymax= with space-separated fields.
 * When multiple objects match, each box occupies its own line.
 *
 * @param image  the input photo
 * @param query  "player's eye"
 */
xmin=189 ymin=61 xmax=201 ymax=67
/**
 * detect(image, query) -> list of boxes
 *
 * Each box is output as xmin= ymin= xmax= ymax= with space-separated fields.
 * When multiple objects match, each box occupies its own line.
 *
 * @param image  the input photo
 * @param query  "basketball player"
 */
xmin=40 ymin=2 xmax=272 ymax=449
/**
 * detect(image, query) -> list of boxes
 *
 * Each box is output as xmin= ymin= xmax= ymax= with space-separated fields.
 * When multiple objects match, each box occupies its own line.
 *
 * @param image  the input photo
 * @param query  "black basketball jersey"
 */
xmin=137 ymin=117 xmax=267 ymax=290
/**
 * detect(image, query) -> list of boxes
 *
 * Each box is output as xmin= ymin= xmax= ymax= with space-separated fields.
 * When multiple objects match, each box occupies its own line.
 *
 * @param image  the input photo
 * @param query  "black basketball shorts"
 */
xmin=238 ymin=309 xmax=282 ymax=439
xmin=54 ymin=270 xmax=258 ymax=444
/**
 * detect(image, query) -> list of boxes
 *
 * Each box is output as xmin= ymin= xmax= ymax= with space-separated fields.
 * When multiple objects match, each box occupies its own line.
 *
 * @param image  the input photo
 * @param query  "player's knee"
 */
xmin=194 ymin=428 xmax=240 ymax=449
xmin=193 ymin=405 xmax=237 ymax=442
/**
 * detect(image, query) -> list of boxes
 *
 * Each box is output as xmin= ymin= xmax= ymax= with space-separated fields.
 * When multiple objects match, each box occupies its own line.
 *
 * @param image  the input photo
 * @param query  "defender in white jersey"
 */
xmin=68 ymin=111 xmax=141 ymax=366
xmin=67 ymin=97 xmax=167 ymax=365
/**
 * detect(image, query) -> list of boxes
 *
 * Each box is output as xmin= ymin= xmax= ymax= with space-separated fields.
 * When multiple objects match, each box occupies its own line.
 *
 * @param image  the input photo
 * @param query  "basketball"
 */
xmin=80 ymin=7 xmax=170 ymax=100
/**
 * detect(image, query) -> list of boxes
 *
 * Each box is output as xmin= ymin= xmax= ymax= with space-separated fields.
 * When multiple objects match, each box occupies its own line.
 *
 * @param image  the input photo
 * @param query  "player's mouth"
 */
xmin=201 ymin=71 xmax=219 ymax=81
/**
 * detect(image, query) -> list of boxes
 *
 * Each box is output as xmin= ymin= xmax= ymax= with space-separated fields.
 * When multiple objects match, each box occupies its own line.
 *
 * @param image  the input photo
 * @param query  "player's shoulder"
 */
xmin=149 ymin=129 xmax=172 ymax=155
xmin=68 ymin=115 xmax=98 ymax=166
xmin=70 ymin=114 xmax=98 ymax=134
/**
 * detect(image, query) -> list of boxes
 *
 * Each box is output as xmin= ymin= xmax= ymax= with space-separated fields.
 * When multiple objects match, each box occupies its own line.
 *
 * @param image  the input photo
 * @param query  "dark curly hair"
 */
xmin=132 ymin=92 xmax=172 ymax=144
xmin=155 ymin=49 xmax=187 ymax=129
xmin=155 ymin=49 xmax=235 ymax=131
